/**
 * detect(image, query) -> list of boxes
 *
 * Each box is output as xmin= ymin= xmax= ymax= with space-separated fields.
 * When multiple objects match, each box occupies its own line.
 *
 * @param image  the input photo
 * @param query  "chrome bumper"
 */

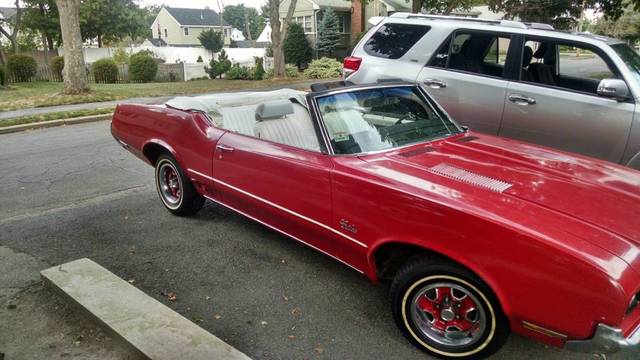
xmin=565 ymin=323 xmax=640 ymax=353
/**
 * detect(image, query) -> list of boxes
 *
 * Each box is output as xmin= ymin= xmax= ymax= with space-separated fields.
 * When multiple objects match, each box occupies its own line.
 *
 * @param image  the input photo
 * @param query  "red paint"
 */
xmin=111 ymin=101 xmax=640 ymax=348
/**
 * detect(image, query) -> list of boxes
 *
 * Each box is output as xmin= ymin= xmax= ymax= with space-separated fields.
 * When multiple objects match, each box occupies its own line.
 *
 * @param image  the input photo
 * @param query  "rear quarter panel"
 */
xmin=111 ymin=104 xmax=224 ymax=180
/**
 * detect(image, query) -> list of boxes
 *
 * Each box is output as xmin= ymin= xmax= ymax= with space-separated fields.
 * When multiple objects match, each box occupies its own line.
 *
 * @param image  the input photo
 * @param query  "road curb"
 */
xmin=0 ymin=113 xmax=112 ymax=135
xmin=42 ymin=258 xmax=253 ymax=360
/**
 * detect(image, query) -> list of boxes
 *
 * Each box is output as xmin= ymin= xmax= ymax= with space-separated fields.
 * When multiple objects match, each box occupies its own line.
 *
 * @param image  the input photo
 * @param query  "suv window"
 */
xmin=363 ymin=23 xmax=430 ymax=59
xmin=430 ymin=31 xmax=512 ymax=78
xmin=521 ymin=38 xmax=617 ymax=95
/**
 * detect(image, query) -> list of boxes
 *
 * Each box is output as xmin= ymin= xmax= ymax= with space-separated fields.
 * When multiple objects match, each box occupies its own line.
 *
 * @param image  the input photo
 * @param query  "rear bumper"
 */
xmin=565 ymin=323 xmax=640 ymax=354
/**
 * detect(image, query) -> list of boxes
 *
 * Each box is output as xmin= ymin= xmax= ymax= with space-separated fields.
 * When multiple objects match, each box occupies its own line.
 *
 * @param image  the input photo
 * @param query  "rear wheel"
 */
xmin=390 ymin=257 xmax=509 ymax=359
xmin=155 ymin=155 xmax=204 ymax=216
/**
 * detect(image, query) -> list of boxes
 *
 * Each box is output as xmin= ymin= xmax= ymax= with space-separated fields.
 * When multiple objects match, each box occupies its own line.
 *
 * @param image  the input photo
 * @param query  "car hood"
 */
xmin=358 ymin=133 xmax=640 ymax=264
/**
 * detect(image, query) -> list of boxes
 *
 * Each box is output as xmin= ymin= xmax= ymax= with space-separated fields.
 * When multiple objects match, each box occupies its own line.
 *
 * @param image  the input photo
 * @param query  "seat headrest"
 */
xmin=522 ymin=46 xmax=533 ymax=67
xmin=255 ymin=100 xmax=294 ymax=121
xmin=533 ymin=43 xmax=548 ymax=59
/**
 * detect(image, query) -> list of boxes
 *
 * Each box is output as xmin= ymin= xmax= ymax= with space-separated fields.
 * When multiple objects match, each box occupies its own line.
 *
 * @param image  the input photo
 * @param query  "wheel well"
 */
xmin=373 ymin=242 xmax=461 ymax=282
xmin=142 ymin=143 xmax=170 ymax=165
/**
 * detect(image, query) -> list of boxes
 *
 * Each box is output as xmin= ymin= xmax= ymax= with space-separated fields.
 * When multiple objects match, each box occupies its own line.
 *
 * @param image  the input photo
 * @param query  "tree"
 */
xmin=0 ymin=0 xmax=23 ymax=54
xmin=283 ymin=22 xmax=312 ymax=69
xmin=198 ymin=29 xmax=224 ymax=58
xmin=80 ymin=0 xmax=146 ymax=47
xmin=592 ymin=4 xmax=640 ymax=44
xmin=223 ymin=4 xmax=262 ymax=40
xmin=206 ymin=49 xmax=231 ymax=79
xmin=488 ymin=0 xmax=640 ymax=30
xmin=316 ymin=8 xmax=341 ymax=57
xmin=269 ymin=0 xmax=298 ymax=78
xmin=21 ymin=0 xmax=60 ymax=52
xmin=56 ymin=0 xmax=89 ymax=94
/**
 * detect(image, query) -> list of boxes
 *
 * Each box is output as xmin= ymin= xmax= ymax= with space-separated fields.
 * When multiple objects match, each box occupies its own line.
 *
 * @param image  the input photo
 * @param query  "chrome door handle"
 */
xmin=508 ymin=94 xmax=536 ymax=105
xmin=423 ymin=79 xmax=447 ymax=88
xmin=216 ymin=145 xmax=234 ymax=152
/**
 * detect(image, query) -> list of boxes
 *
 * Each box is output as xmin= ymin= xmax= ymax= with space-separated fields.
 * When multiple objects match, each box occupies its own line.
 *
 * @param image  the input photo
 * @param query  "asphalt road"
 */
xmin=0 ymin=121 xmax=636 ymax=360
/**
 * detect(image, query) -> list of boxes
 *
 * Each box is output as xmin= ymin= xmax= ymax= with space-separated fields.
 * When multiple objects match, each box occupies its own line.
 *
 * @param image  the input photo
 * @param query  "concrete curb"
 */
xmin=42 ymin=258 xmax=253 ymax=360
xmin=0 ymin=113 xmax=112 ymax=135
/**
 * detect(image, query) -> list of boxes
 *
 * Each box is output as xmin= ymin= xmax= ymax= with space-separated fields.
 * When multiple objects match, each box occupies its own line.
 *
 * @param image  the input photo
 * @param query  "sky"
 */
xmin=0 ymin=0 xmax=266 ymax=10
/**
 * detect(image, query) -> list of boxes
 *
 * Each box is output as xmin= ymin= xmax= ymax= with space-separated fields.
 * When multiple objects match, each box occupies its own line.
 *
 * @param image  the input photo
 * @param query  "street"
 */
xmin=0 ymin=120 xmax=635 ymax=359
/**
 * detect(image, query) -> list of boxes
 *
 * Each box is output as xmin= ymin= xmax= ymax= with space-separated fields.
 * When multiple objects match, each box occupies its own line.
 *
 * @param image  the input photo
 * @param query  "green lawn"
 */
xmin=0 ymin=78 xmax=314 ymax=112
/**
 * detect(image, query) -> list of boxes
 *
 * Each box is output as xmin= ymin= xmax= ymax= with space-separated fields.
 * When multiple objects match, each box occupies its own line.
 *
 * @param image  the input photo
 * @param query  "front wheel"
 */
xmin=390 ymin=257 xmax=509 ymax=359
xmin=155 ymin=155 xmax=204 ymax=216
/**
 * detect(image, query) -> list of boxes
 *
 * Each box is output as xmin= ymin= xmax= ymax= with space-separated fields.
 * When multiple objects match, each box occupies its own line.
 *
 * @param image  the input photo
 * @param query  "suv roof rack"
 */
xmin=390 ymin=12 xmax=554 ymax=31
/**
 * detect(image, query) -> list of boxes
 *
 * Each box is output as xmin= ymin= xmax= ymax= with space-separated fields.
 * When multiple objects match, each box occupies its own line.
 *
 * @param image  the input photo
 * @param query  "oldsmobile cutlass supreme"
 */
xmin=111 ymin=82 xmax=640 ymax=359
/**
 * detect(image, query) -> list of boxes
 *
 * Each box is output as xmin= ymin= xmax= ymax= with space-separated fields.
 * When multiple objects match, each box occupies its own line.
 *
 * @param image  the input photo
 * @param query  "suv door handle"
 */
xmin=216 ymin=144 xmax=234 ymax=152
xmin=508 ymin=94 xmax=536 ymax=105
xmin=423 ymin=79 xmax=447 ymax=88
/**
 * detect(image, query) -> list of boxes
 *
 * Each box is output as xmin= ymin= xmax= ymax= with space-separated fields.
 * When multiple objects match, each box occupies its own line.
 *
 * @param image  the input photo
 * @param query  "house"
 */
xmin=149 ymin=6 xmax=233 ymax=46
xmin=230 ymin=28 xmax=246 ymax=42
xmin=279 ymin=0 xmax=410 ymax=56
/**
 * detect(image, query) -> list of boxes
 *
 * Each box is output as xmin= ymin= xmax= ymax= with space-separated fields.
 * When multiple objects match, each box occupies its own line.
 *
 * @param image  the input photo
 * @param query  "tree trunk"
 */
xmin=244 ymin=11 xmax=252 ymax=41
xmin=270 ymin=0 xmax=297 ymax=78
xmin=0 ymin=48 xmax=6 ymax=65
xmin=42 ymin=32 xmax=50 ymax=65
xmin=56 ymin=0 xmax=89 ymax=94
xmin=412 ymin=0 xmax=421 ymax=13
xmin=97 ymin=34 xmax=102 ymax=48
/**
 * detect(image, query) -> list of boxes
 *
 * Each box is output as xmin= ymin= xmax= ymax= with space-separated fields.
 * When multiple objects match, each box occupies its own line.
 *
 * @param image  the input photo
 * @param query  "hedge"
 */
xmin=51 ymin=56 xmax=64 ymax=81
xmin=303 ymin=57 xmax=342 ymax=79
xmin=7 ymin=54 xmax=38 ymax=82
xmin=129 ymin=53 xmax=158 ymax=82
xmin=93 ymin=58 xmax=119 ymax=83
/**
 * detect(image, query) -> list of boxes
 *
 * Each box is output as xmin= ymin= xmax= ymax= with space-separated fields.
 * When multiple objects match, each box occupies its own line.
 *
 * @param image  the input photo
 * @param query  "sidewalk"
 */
xmin=0 ymin=80 xmax=324 ymax=121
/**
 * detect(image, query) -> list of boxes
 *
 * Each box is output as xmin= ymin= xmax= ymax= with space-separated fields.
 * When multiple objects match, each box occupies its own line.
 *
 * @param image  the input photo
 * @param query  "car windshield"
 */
xmin=316 ymin=86 xmax=461 ymax=155
xmin=612 ymin=43 xmax=640 ymax=84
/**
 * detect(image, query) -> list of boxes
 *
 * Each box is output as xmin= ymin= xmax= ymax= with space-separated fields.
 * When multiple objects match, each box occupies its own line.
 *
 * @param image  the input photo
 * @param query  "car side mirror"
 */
xmin=597 ymin=79 xmax=630 ymax=101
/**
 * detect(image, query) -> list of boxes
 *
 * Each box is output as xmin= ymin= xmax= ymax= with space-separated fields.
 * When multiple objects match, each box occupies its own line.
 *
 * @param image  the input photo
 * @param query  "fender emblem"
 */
xmin=340 ymin=219 xmax=357 ymax=233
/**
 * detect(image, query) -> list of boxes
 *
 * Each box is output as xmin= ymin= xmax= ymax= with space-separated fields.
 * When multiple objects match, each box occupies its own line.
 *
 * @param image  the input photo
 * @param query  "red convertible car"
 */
xmin=111 ymin=82 xmax=640 ymax=359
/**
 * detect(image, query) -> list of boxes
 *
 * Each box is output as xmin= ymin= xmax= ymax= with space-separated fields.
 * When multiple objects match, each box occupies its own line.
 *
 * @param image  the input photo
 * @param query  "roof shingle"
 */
xmin=164 ymin=7 xmax=228 ymax=27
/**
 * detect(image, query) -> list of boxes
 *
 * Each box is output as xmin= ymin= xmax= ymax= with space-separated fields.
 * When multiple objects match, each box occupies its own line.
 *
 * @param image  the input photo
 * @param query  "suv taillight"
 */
xmin=343 ymin=56 xmax=362 ymax=75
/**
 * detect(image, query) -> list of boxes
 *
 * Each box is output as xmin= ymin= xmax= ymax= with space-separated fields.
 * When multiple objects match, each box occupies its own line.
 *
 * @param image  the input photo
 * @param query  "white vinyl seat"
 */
xmin=218 ymin=105 xmax=258 ymax=136
xmin=254 ymin=102 xmax=321 ymax=152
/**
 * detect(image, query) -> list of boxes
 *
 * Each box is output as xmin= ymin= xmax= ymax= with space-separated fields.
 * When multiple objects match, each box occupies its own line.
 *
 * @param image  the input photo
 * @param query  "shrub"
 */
xmin=206 ymin=49 xmax=231 ymax=79
xmin=93 ymin=58 xmax=119 ymax=83
xmin=7 ymin=54 xmax=38 ymax=82
xmin=252 ymin=57 xmax=265 ymax=80
xmin=112 ymin=48 xmax=130 ymax=65
xmin=196 ymin=56 xmax=204 ymax=63
xmin=226 ymin=64 xmax=251 ymax=80
xmin=129 ymin=53 xmax=158 ymax=82
xmin=265 ymin=64 xmax=299 ymax=79
xmin=50 ymin=56 xmax=64 ymax=81
xmin=0 ymin=66 xmax=5 ymax=86
xmin=303 ymin=57 xmax=342 ymax=79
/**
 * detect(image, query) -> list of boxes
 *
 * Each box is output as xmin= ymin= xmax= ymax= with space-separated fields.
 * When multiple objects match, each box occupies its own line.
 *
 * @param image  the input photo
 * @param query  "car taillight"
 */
xmin=343 ymin=56 xmax=362 ymax=74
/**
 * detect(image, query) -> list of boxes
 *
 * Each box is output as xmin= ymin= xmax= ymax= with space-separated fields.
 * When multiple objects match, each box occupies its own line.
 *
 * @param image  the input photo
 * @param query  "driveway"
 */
xmin=0 ymin=121 xmax=636 ymax=359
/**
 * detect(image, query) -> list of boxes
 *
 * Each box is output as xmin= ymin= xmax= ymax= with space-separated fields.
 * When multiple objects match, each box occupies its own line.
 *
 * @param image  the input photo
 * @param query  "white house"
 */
xmin=230 ymin=28 xmax=246 ymax=42
xmin=256 ymin=24 xmax=272 ymax=43
xmin=149 ymin=7 xmax=233 ymax=46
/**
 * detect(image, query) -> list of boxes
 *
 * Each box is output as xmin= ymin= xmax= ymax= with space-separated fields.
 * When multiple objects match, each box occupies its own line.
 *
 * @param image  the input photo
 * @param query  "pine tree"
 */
xmin=206 ymin=49 xmax=232 ymax=79
xmin=283 ymin=23 xmax=312 ymax=70
xmin=316 ymin=8 xmax=341 ymax=57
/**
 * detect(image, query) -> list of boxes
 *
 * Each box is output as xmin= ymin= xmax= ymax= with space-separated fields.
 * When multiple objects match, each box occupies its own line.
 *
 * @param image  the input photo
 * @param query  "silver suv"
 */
xmin=345 ymin=13 xmax=640 ymax=169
